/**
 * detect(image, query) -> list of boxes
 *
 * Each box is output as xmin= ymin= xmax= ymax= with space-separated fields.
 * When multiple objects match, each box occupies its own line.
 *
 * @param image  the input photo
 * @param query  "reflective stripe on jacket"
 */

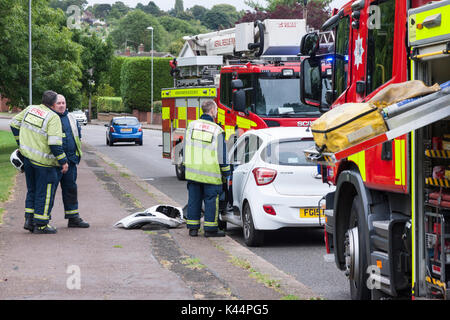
xmin=184 ymin=119 xmax=224 ymax=185
xmin=10 ymin=104 xmax=64 ymax=166
xmin=66 ymin=112 xmax=83 ymax=160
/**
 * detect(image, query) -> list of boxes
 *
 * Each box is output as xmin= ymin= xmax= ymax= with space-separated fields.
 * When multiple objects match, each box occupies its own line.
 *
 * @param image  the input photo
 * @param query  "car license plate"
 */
xmin=299 ymin=208 xmax=322 ymax=218
xmin=121 ymin=128 xmax=132 ymax=133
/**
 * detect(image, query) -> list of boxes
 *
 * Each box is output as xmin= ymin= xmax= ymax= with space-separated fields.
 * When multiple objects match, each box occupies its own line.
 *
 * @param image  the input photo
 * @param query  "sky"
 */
xmin=86 ymin=0 xmax=347 ymax=12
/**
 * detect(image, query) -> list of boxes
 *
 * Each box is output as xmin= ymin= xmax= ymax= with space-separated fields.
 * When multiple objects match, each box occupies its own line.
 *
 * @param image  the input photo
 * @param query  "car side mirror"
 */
xmin=299 ymin=32 xmax=320 ymax=57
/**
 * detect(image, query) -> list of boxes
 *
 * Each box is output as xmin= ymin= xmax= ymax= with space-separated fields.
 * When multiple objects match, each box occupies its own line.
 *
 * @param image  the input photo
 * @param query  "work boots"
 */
xmin=24 ymin=217 xmax=35 ymax=232
xmin=33 ymin=224 xmax=57 ymax=234
xmin=204 ymin=230 xmax=226 ymax=237
xmin=68 ymin=217 xmax=90 ymax=228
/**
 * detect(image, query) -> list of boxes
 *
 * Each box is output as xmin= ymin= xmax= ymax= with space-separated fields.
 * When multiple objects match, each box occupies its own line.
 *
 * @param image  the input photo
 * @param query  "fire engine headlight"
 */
xmin=282 ymin=69 xmax=294 ymax=77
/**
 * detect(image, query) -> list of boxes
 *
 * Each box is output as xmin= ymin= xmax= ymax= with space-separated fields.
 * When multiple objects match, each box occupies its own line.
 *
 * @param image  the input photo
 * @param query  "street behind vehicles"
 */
xmin=105 ymin=116 xmax=143 ymax=146
xmin=299 ymin=0 xmax=450 ymax=300
xmin=221 ymin=126 xmax=334 ymax=247
xmin=161 ymin=19 xmax=334 ymax=180
xmin=70 ymin=110 xmax=87 ymax=126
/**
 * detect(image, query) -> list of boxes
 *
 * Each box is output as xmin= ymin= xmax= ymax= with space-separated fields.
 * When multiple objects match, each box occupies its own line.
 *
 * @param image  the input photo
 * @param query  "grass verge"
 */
xmin=0 ymin=130 xmax=18 ymax=223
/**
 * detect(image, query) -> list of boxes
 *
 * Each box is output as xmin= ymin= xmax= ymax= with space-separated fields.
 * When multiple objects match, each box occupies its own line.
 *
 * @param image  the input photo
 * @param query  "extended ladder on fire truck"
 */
xmin=173 ymin=20 xmax=335 ymax=87
xmin=304 ymin=82 xmax=450 ymax=167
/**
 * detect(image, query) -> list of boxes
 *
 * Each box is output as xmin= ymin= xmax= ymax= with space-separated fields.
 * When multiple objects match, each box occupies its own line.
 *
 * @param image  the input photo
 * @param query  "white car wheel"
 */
xmin=242 ymin=202 xmax=264 ymax=247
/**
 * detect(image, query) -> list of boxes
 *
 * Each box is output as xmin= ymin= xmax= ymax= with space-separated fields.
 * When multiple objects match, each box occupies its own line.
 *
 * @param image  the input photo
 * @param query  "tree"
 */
xmin=71 ymin=31 xmax=114 ymax=99
xmin=238 ymin=0 xmax=331 ymax=30
xmin=188 ymin=5 xmax=208 ymax=22
xmin=49 ymin=0 xmax=88 ymax=11
xmin=203 ymin=4 xmax=242 ymax=30
xmin=159 ymin=16 xmax=209 ymax=54
xmin=108 ymin=10 xmax=169 ymax=52
xmin=108 ymin=1 xmax=130 ymax=20
xmin=146 ymin=1 xmax=162 ymax=16
xmin=174 ymin=0 xmax=184 ymax=15
xmin=0 ymin=0 xmax=83 ymax=109
xmin=93 ymin=3 xmax=111 ymax=19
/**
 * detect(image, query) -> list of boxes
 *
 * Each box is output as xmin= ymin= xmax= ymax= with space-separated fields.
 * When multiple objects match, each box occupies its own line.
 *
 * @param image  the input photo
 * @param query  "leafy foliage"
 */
xmin=97 ymin=96 xmax=126 ymax=113
xmin=71 ymin=30 xmax=114 ymax=98
xmin=203 ymin=4 xmax=243 ymax=30
xmin=0 ymin=0 xmax=83 ymax=109
xmin=240 ymin=0 xmax=332 ymax=30
xmin=110 ymin=56 xmax=126 ymax=97
xmin=109 ymin=9 xmax=169 ymax=52
xmin=49 ymin=0 xmax=87 ymax=11
xmin=120 ymin=57 xmax=172 ymax=112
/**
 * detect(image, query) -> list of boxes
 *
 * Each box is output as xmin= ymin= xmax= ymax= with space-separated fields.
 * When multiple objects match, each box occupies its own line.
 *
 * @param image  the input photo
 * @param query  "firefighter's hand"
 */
xmin=61 ymin=163 xmax=69 ymax=174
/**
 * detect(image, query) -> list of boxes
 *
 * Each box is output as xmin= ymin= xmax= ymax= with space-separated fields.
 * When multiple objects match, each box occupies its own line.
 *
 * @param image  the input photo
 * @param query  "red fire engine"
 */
xmin=161 ymin=19 xmax=333 ymax=179
xmin=299 ymin=0 xmax=450 ymax=299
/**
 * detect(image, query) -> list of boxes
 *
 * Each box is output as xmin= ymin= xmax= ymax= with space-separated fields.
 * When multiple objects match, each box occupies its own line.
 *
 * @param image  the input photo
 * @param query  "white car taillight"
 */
xmin=263 ymin=205 xmax=276 ymax=216
xmin=252 ymin=168 xmax=277 ymax=186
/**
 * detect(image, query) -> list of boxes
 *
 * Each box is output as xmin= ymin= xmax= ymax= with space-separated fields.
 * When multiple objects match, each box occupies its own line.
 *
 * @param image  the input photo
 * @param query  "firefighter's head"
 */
xmin=201 ymin=100 xmax=218 ymax=120
xmin=56 ymin=94 xmax=67 ymax=114
xmin=42 ymin=90 xmax=58 ymax=109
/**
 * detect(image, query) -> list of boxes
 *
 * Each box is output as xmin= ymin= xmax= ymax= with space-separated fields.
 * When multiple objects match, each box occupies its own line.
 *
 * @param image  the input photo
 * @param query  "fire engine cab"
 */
xmin=299 ymin=0 xmax=450 ymax=299
xmin=161 ymin=19 xmax=334 ymax=180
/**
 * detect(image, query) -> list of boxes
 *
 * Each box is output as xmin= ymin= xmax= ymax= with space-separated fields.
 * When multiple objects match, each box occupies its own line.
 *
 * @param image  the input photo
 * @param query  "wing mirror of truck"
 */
xmin=232 ymin=89 xmax=247 ymax=113
xmin=231 ymin=79 xmax=244 ymax=89
xmin=300 ymin=56 xmax=330 ymax=113
xmin=299 ymin=32 xmax=320 ymax=57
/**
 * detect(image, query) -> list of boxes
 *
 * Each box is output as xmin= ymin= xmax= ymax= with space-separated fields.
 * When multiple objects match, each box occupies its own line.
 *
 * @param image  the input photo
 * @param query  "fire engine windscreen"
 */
xmin=253 ymin=77 xmax=321 ymax=117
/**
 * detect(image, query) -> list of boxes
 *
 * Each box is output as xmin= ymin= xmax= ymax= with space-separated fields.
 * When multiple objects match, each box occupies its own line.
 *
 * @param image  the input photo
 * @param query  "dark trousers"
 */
xmin=23 ymin=157 xmax=59 ymax=225
xmin=186 ymin=181 xmax=222 ymax=232
xmin=57 ymin=162 xmax=79 ymax=219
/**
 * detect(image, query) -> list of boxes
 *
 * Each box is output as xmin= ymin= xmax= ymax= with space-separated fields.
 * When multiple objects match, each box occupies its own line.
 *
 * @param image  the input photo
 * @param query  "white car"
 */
xmin=70 ymin=110 xmax=87 ymax=125
xmin=221 ymin=127 xmax=335 ymax=247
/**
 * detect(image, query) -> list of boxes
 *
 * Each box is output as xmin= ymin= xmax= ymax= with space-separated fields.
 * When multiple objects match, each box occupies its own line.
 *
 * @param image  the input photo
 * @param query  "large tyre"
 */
xmin=344 ymin=195 xmax=371 ymax=300
xmin=242 ymin=202 xmax=264 ymax=247
xmin=175 ymin=164 xmax=185 ymax=180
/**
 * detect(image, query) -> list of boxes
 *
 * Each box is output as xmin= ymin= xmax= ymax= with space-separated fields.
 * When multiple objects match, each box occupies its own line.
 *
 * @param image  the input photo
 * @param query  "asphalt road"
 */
xmin=0 ymin=119 xmax=350 ymax=300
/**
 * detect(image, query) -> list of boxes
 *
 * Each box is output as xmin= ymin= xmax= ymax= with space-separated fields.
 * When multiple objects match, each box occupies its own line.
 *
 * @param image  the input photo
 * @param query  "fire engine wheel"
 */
xmin=344 ymin=195 xmax=370 ymax=300
xmin=175 ymin=164 xmax=186 ymax=181
xmin=242 ymin=202 xmax=263 ymax=247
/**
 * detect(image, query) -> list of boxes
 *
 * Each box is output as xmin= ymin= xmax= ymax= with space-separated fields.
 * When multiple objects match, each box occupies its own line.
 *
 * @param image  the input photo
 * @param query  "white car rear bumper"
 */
xmin=245 ymin=184 xmax=325 ymax=230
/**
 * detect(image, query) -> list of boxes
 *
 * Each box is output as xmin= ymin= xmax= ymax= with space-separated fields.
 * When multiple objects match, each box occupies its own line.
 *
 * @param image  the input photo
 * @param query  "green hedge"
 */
xmin=110 ymin=56 xmax=126 ymax=96
xmin=153 ymin=100 xmax=162 ymax=113
xmin=120 ymin=57 xmax=172 ymax=112
xmin=97 ymin=97 xmax=128 ymax=113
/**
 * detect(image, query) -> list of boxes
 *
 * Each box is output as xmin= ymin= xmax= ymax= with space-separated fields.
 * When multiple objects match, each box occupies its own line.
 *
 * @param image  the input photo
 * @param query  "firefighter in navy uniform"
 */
xmin=184 ymin=100 xmax=231 ymax=237
xmin=54 ymin=94 xmax=89 ymax=228
xmin=10 ymin=91 xmax=68 ymax=234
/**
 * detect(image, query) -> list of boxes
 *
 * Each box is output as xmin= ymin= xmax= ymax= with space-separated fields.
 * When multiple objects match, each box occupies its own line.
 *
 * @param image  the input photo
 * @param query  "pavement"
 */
xmin=0 ymin=112 xmax=320 ymax=302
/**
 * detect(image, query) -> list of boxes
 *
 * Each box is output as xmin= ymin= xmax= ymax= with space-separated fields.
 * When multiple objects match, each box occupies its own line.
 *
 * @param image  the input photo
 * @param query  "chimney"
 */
xmin=125 ymin=46 xmax=130 ymax=56
xmin=138 ymin=43 xmax=145 ymax=54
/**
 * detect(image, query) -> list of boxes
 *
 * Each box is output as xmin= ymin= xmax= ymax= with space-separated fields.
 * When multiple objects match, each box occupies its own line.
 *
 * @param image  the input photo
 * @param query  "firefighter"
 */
xmin=184 ymin=100 xmax=231 ymax=237
xmin=54 ymin=94 xmax=89 ymax=228
xmin=10 ymin=91 xmax=69 ymax=234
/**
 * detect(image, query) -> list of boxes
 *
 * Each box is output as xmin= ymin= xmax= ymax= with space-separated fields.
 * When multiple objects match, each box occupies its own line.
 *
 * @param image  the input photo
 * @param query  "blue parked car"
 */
xmin=105 ymin=116 xmax=143 ymax=146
